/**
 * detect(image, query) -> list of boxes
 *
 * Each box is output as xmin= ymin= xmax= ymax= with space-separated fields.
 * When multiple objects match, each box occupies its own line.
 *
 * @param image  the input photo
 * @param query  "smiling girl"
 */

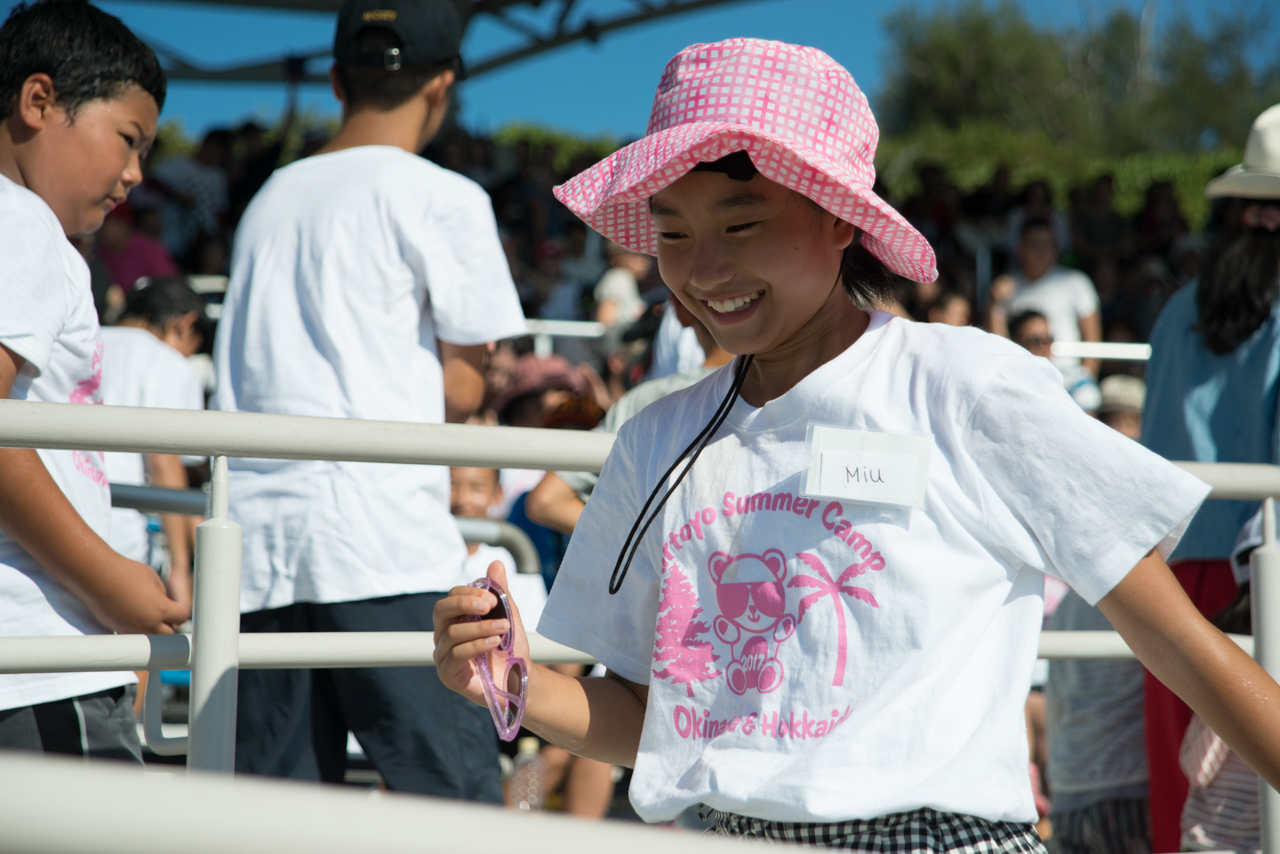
xmin=434 ymin=40 xmax=1280 ymax=851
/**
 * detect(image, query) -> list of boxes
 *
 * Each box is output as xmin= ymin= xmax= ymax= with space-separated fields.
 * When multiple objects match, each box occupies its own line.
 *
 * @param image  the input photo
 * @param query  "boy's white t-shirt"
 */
xmin=100 ymin=326 xmax=205 ymax=562
xmin=0 ymin=175 xmax=134 ymax=710
xmin=539 ymin=313 xmax=1208 ymax=825
xmin=213 ymin=147 xmax=526 ymax=612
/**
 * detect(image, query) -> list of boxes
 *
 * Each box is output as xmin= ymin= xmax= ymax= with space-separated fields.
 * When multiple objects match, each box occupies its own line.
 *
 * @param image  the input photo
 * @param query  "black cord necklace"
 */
xmin=609 ymin=353 xmax=755 ymax=594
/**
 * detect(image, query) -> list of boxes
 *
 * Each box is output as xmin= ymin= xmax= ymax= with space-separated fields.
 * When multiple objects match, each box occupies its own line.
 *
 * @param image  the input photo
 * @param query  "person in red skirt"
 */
xmin=1140 ymin=103 xmax=1280 ymax=852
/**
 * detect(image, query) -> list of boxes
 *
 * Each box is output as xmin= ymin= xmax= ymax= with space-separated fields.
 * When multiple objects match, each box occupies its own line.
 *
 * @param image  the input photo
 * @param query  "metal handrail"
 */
xmin=109 ymin=483 xmax=543 ymax=577
xmin=0 ymin=752 xmax=763 ymax=854
xmin=0 ymin=401 xmax=613 ymax=471
xmin=519 ymin=319 xmax=1153 ymax=363
xmin=0 ymin=401 xmax=1277 ymax=788
xmin=1050 ymin=341 xmax=1151 ymax=361
xmin=0 ymin=632 xmax=592 ymax=673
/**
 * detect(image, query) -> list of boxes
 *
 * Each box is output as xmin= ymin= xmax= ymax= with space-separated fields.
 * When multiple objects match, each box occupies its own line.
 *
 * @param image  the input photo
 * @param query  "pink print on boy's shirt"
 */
xmin=68 ymin=341 xmax=107 ymax=486
xmin=651 ymin=486 xmax=887 ymax=712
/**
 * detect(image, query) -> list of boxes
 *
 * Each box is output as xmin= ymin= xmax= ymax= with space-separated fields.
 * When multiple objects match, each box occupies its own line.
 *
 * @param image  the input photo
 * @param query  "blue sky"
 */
xmin=2 ymin=0 xmax=1250 ymax=138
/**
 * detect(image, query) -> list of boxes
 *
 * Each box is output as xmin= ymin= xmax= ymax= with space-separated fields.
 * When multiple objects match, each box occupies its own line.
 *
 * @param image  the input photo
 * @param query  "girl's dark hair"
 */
xmin=121 ymin=277 xmax=206 ymax=332
xmin=1211 ymin=581 xmax=1252 ymax=636
xmin=334 ymin=27 xmax=455 ymax=113
xmin=840 ymin=231 xmax=896 ymax=308
xmin=1197 ymin=205 xmax=1280 ymax=355
xmin=0 ymin=0 xmax=166 ymax=120
xmin=690 ymin=151 xmax=898 ymax=308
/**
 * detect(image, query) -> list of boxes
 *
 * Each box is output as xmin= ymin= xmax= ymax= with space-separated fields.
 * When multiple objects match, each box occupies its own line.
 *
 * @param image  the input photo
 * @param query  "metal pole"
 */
xmin=1253 ymin=497 xmax=1280 ymax=854
xmin=187 ymin=455 xmax=242 ymax=773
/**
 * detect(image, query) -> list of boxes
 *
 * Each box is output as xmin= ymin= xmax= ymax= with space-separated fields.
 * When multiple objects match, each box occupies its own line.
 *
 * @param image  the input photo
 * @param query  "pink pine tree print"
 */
xmin=652 ymin=565 xmax=721 ymax=698
xmin=788 ymin=552 xmax=879 ymax=687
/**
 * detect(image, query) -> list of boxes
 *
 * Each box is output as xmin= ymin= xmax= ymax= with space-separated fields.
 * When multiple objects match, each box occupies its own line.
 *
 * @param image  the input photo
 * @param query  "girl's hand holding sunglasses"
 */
xmin=432 ymin=561 xmax=530 ymax=741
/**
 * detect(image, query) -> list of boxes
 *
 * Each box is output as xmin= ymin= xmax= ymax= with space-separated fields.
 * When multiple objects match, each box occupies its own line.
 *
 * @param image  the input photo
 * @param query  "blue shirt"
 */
xmin=1141 ymin=284 xmax=1280 ymax=560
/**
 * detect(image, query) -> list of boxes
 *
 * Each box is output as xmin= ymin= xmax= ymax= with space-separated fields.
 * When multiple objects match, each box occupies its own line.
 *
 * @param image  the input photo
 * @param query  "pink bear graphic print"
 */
xmin=708 ymin=549 xmax=797 ymax=695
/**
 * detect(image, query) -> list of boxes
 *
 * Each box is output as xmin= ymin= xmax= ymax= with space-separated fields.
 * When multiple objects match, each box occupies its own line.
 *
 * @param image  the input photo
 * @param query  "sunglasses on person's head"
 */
xmin=465 ymin=578 xmax=526 ymax=741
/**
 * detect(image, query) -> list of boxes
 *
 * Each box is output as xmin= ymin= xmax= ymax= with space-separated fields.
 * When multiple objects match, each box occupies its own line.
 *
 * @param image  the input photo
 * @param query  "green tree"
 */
xmin=879 ymin=1 xmax=1089 ymax=144
xmin=878 ymin=1 xmax=1280 ymax=156
xmin=1147 ymin=8 xmax=1280 ymax=151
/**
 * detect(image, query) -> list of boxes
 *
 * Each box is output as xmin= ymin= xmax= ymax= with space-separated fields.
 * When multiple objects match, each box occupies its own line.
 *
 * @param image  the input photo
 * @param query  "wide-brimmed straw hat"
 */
xmin=552 ymin=39 xmax=937 ymax=283
xmin=1206 ymin=104 xmax=1280 ymax=199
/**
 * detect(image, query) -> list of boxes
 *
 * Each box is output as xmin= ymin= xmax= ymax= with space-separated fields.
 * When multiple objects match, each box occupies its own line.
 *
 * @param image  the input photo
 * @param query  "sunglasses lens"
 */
xmin=483 ymin=596 xmax=508 ymax=622
xmin=504 ymin=659 xmax=525 ymax=727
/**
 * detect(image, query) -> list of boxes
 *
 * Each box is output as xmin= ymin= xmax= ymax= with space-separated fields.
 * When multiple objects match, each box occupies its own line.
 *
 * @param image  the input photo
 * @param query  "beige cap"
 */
xmin=1206 ymin=104 xmax=1280 ymax=199
xmin=1099 ymin=375 xmax=1146 ymax=414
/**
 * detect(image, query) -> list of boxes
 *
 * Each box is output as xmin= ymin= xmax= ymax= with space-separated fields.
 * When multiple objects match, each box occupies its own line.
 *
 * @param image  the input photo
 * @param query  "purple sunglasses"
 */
xmin=465 ymin=578 xmax=527 ymax=741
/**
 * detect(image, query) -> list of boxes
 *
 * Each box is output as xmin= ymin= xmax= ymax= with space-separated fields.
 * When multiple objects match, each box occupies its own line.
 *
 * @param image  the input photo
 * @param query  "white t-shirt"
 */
xmin=539 ymin=313 xmax=1207 ymax=825
xmin=100 ymin=326 xmax=205 ymax=562
xmin=213 ymin=146 xmax=526 ymax=612
xmin=649 ymin=306 xmax=705 ymax=381
xmin=1008 ymin=266 xmax=1099 ymax=370
xmin=0 ymin=175 xmax=133 ymax=710
xmin=594 ymin=268 xmax=645 ymax=328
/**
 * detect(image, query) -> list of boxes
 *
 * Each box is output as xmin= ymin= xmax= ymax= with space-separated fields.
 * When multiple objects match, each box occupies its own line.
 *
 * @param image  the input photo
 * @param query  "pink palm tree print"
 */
xmin=788 ymin=552 xmax=879 ymax=687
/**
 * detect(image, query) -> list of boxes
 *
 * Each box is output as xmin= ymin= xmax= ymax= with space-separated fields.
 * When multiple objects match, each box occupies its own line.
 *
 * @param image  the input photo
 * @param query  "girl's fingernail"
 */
xmin=487 ymin=636 xmax=500 ymax=646
xmin=496 ymin=620 xmax=510 ymax=632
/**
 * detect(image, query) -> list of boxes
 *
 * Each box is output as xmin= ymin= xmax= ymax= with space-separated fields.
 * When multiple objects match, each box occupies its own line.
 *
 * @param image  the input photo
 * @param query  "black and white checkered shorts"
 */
xmin=701 ymin=806 xmax=1047 ymax=853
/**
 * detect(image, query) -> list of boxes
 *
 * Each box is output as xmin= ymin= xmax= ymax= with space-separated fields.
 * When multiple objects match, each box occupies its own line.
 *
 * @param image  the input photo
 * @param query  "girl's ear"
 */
xmin=832 ymin=218 xmax=856 ymax=253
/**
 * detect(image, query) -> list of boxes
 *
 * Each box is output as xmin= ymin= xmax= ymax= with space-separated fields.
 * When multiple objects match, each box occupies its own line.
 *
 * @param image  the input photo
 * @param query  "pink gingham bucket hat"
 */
xmin=553 ymin=38 xmax=937 ymax=283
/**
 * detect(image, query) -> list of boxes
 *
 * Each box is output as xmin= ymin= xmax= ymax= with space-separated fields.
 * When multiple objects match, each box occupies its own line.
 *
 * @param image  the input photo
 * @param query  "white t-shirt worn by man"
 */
xmin=0 ymin=175 xmax=133 ymax=710
xmin=1008 ymin=265 xmax=1100 ymax=370
xmin=213 ymin=146 xmax=526 ymax=613
xmin=100 ymin=326 xmax=205 ymax=563
xmin=539 ymin=313 xmax=1208 ymax=825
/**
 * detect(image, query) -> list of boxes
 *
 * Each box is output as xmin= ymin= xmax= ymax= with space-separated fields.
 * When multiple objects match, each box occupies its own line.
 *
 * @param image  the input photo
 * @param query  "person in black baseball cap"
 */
xmin=220 ymin=0 xmax=527 ymax=806
xmin=334 ymin=0 xmax=462 ymax=73
xmin=324 ymin=0 xmax=462 ymax=148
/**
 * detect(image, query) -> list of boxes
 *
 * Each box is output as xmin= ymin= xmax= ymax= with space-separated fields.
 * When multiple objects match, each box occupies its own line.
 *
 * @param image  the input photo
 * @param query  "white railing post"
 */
xmin=1253 ymin=498 xmax=1280 ymax=854
xmin=187 ymin=455 xmax=242 ymax=773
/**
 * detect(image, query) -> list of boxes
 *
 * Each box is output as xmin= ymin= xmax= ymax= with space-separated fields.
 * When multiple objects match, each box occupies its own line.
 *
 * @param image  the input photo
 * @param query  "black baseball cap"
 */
xmin=333 ymin=0 xmax=463 ymax=71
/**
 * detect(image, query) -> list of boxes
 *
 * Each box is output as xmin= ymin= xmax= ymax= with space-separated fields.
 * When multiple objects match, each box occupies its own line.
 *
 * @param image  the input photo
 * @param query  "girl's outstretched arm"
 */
xmin=1099 ymin=549 xmax=1280 ymax=788
xmin=433 ymin=561 xmax=648 ymax=767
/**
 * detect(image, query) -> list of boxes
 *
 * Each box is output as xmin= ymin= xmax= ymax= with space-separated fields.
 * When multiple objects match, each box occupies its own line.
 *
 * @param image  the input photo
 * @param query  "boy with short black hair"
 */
xmin=214 ymin=0 xmax=525 ymax=797
xmin=0 ymin=0 xmax=187 ymax=759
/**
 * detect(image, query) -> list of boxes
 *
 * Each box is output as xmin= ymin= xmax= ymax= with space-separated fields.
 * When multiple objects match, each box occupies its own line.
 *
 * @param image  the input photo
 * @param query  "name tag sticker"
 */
xmin=801 ymin=424 xmax=931 ymax=509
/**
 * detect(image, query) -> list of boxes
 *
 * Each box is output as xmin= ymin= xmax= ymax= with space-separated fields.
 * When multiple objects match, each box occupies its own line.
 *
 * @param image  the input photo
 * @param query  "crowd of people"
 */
xmin=4 ymin=2 xmax=1280 ymax=854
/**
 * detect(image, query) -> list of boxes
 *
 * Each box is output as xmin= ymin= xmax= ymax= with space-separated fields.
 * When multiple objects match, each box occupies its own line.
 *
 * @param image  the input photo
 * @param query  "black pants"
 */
xmin=0 ymin=685 xmax=142 ymax=762
xmin=235 ymin=592 xmax=502 ymax=802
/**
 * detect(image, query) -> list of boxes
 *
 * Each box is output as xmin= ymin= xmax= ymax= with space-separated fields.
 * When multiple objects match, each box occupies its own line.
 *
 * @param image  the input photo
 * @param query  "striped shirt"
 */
xmin=1180 ymin=714 xmax=1260 ymax=852
xmin=1045 ymin=590 xmax=1148 ymax=811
